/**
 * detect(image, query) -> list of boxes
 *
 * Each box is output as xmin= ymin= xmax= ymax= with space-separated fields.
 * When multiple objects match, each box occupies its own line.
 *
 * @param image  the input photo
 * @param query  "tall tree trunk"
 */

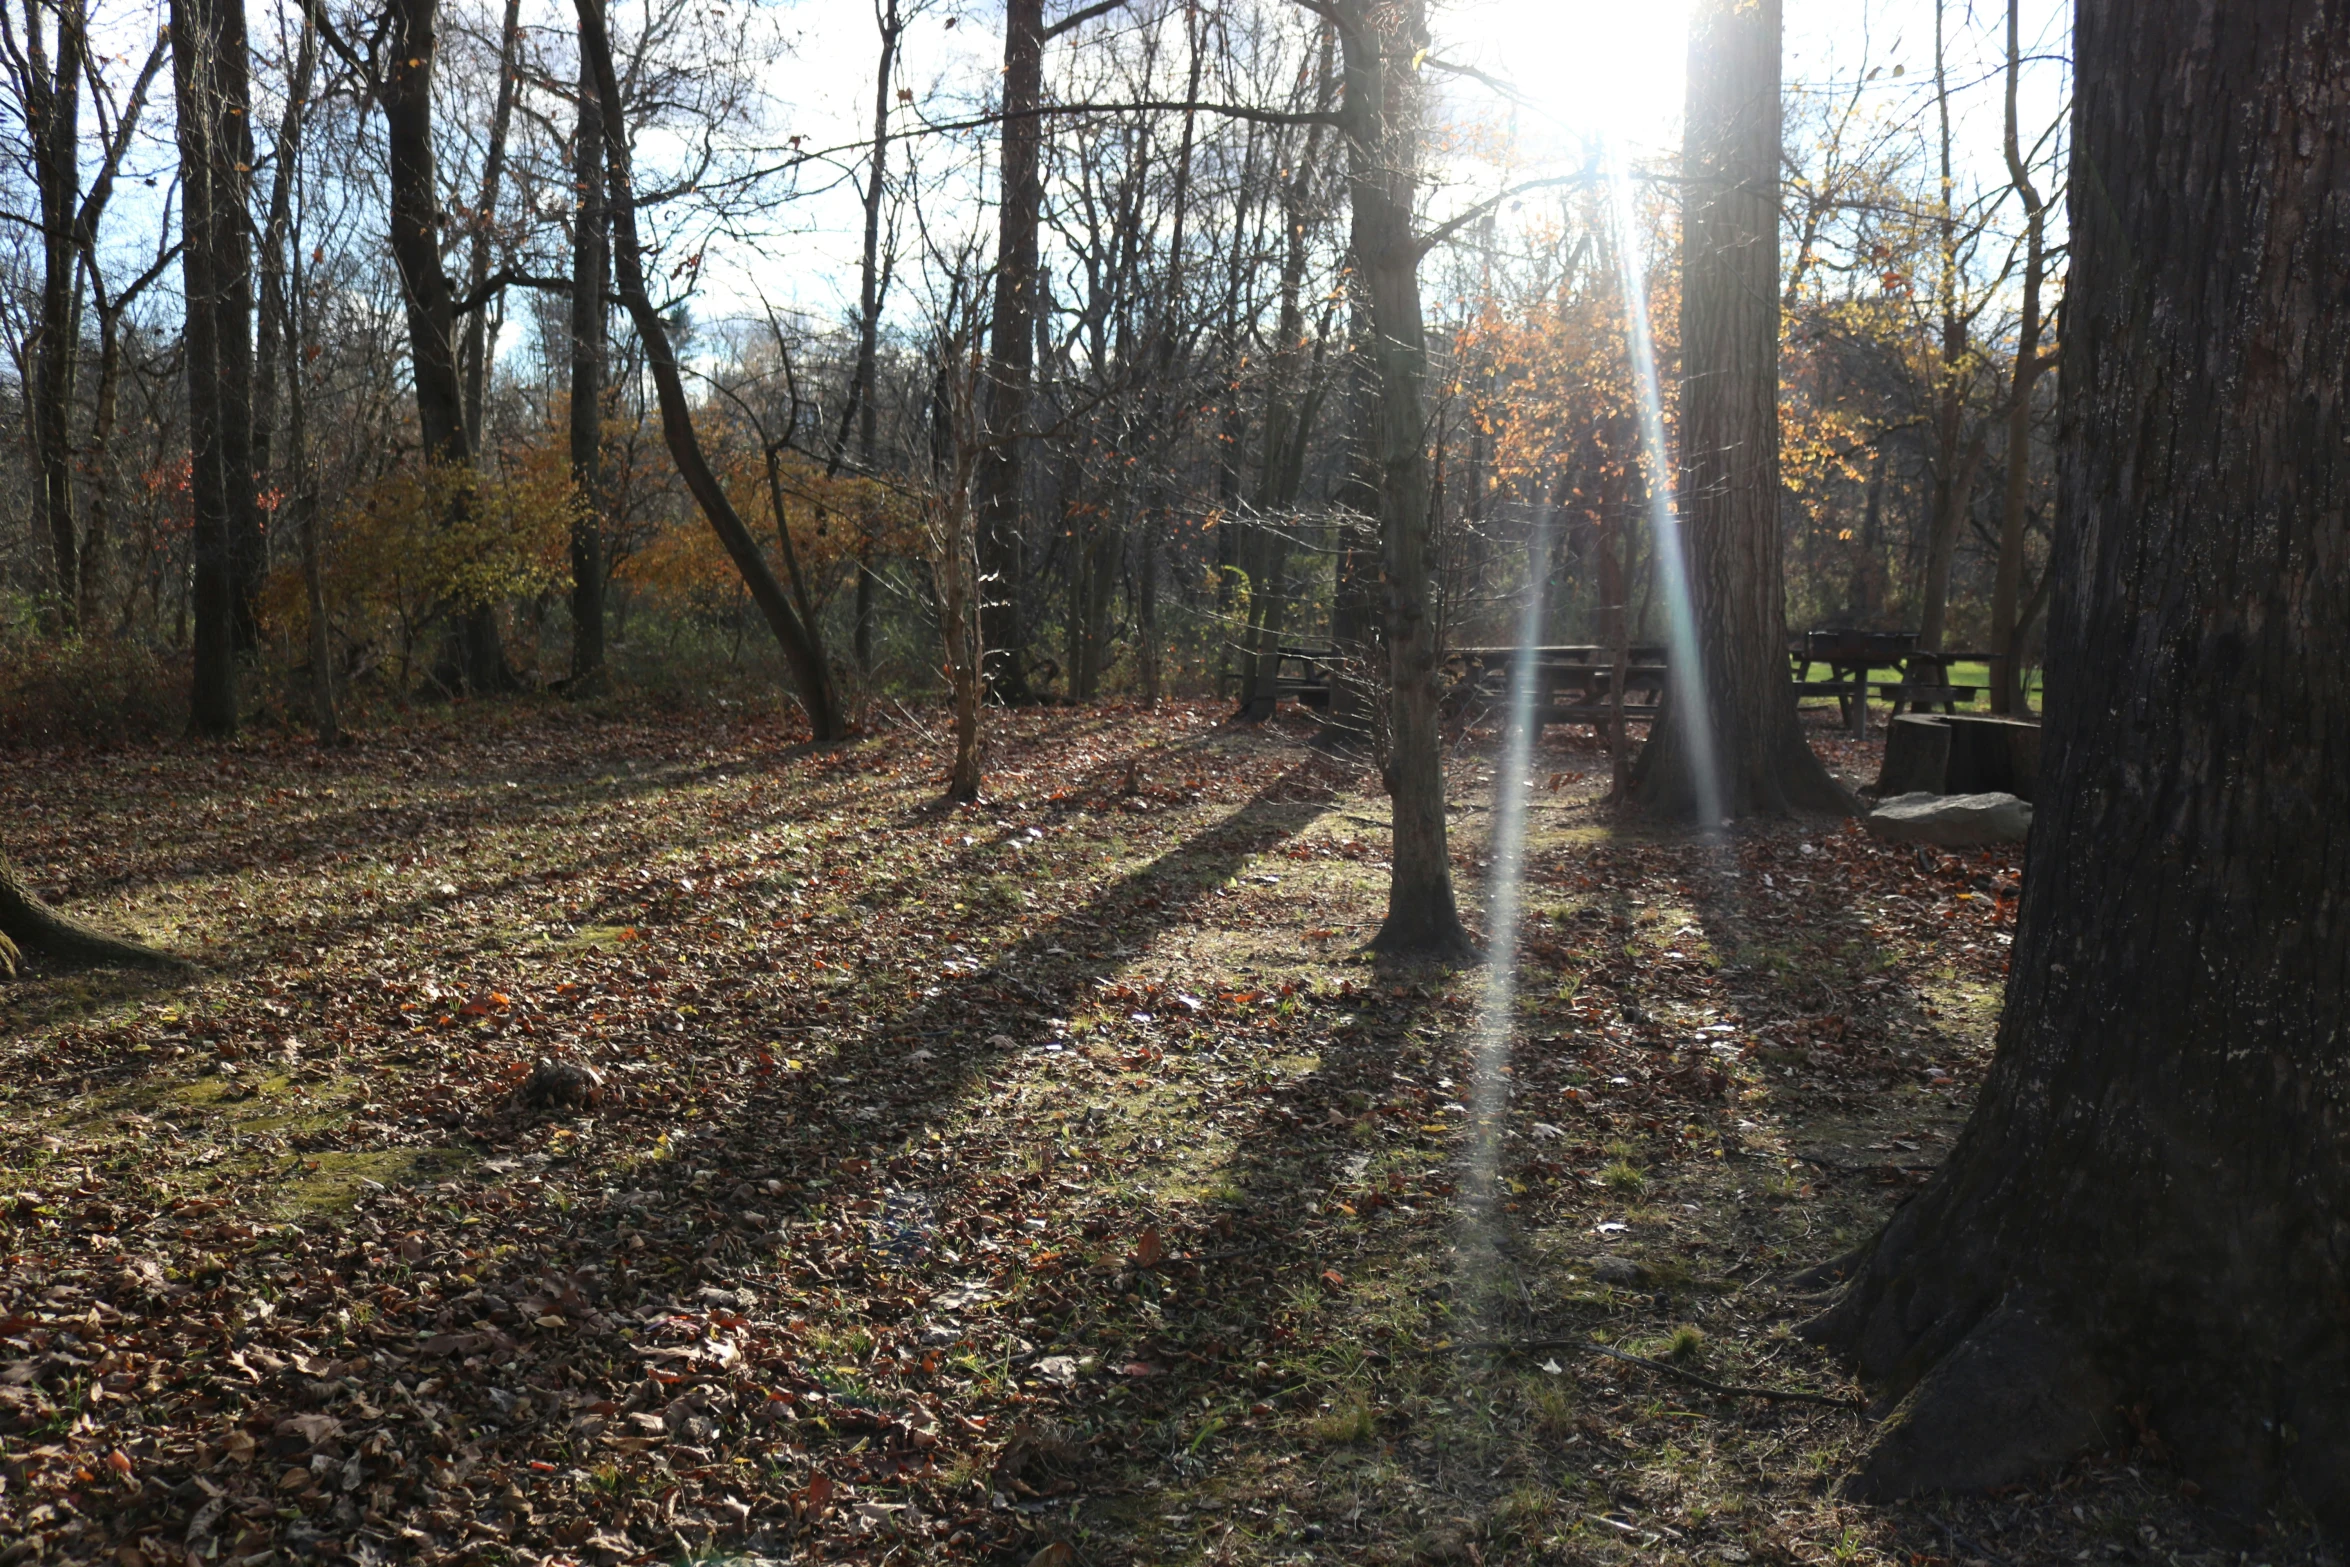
xmin=1130 ymin=8 xmax=1203 ymax=713
xmin=574 ymin=0 xmax=844 ymax=740
xmin=1850 ymin=441 xmax=1886 ymax=621
xmin=292 ymin=303 xmax=337 ymax=746
xmin=1327 ymin=0 xmax=1470 ymax=957
xmin=971 ymin=0 xmax=1043 ymax=703
xmin=1597 ymin=462 xmax=1632 ymax=801
xmin=1986 ymin=0 xmax=2049 ymax=715
xmin=567 ymin=23 xmax=608 ymax=689
xmin=1806 ymin=0 xmax=2350 ymax=1524
xmin=1914 ymin=0 xmax=1979 ymax=657
xmin=28 ymin=0 xmax=84 ymax=631
xmin=81 ymin=282 xmax=123 ymax=632
xmin=172 ymin=0 xmax=257 ymax=735
xmin=1628 ymin=0 xmax=1850 ymax=819
xmin=380 ymin=0 xmax=511 ymax=694
xmin=459 ymin=0 xmax=523 ymax=452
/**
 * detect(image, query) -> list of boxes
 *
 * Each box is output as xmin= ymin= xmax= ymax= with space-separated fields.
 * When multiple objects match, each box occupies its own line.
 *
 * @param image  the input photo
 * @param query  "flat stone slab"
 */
xmin=1865 ymin=790 xmax=2033 ymax=846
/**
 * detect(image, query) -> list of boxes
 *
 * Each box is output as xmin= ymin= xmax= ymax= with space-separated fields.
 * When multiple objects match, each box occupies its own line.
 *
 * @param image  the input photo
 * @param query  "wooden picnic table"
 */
xmin=1249 ymin=644 xmax=1669 ymax=732
xmin=1789 ymin=630 xmax=1981 ymax=736
xmin=1443 ymin=644 xmax=1670 ymax=730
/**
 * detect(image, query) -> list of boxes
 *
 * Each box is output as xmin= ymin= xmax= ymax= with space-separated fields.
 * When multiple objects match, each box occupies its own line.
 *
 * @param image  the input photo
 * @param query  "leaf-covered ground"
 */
xmin=0 ymin=701 xmax=2325 ymax=1566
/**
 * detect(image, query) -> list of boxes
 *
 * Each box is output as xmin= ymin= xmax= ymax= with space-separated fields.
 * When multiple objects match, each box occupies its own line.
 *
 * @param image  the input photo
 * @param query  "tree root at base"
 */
xmin=0 ymin=856 xmax=189 ymax=972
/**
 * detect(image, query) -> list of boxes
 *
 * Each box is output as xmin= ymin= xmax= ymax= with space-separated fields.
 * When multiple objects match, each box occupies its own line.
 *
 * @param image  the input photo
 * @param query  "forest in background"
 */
xmin=0 ymin=0 xmax=2061 ymax=745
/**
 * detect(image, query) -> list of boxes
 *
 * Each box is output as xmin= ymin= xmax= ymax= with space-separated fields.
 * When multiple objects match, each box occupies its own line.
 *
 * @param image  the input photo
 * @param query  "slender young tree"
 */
xmin=1236 ymin=47 xmax=1338 ymax=720
xmin=254 ymin=6 xmax=337 ymax=741
xmin=839 ymin=0 xmax=907 ymax=675
xmin=1628 ymin=0 xmax=1850 ymax=818
xmin=1807 ymin=0 xmax=2350 ymax=1523
xmin=457 ymin=0 xmax=525 ymax=451
xmin=574 ymin=0 xmax=845 ymax=740
xmin=1912 ymin=0 xmax=1986 ymax=658
xmin=1985 ymin=0 xmax=2054 ymax=714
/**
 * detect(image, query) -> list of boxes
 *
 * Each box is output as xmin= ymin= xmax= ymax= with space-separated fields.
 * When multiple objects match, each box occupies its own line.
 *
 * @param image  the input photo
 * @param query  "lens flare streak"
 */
xmin=1606 ymin=137 xmax=1726 ymax=827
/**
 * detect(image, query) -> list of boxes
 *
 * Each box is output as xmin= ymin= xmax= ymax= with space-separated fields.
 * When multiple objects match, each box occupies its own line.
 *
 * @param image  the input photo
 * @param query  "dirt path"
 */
xmin=0 ymin=702 xmax=2306 ymax=1565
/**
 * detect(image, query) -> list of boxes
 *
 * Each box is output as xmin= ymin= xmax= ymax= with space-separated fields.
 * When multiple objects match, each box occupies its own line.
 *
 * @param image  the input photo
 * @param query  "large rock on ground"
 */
xmin=1865 ymin=791 xmax=2033 ymax=846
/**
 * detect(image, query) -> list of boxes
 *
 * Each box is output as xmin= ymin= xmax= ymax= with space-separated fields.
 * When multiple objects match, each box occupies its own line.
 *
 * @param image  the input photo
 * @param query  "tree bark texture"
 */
xmin=28 ymin=0 xmax=84 ymax=629
xmin=1806 ymin=0 xmax=2350 ymax=1523
xmin=381 ymin=0 xmax=511 ymax=695
xmin=971 ymin=0 xmax=1043 ymax=702
xmin=576 ymin=0 xmax=844 ymax=741
xmin=171 ymin=0 xmax=258 ymax=735
xmin=1328 ymin=0 xmax=1470 ymax=957
xmin=568 ymin=26 xmax=608 ymax=688
xmin=1629 ymin=0 xmax=1850 ymax=819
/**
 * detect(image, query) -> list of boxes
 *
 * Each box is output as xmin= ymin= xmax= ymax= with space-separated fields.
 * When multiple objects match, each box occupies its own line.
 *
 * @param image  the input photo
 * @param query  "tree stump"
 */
xmin=1942 ymin=713 xmax=2041 ymax=801
xmin=1874 ymin=714 xmax=1951 ymax=796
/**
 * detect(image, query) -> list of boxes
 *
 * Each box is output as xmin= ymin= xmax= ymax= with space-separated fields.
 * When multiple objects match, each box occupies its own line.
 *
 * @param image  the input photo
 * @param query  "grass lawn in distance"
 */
xmin=1797 ymin=660 xmax=2042 ymax=727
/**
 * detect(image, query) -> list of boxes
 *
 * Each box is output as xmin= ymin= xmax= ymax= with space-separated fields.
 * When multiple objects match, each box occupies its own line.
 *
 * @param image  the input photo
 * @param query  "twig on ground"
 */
xmin=1456 ymin=1337 xmax=1863 ymax=1410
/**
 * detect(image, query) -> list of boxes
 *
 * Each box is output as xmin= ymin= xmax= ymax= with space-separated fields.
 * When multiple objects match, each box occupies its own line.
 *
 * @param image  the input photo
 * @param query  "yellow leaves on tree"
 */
xmin=261 ymin=449 xmax=576 ymax=669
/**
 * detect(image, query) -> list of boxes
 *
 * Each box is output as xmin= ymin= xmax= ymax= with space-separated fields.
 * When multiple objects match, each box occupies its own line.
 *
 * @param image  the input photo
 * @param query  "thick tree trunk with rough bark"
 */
xmin=1629 ymin=0 xmax=1850 ymax=819
xmin=172 ymin=0 xmax=257 ymax=735
xmin=1806 ymin=0 xmax=2350 ymax=1524
xmin=971 ymin=0 xmax=1044 ymax=703
xmin=380 ymin=0 xmax=512 ymax=696
xmin=29 ymin=0 xmax=84 ymax=630
xmin=567 ymin=27 xmax=608 ymax=690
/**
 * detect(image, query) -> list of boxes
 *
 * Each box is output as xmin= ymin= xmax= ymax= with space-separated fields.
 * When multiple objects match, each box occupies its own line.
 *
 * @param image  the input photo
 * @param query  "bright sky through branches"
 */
xmin=753 ymin=0 xmax=2068 ymax=328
